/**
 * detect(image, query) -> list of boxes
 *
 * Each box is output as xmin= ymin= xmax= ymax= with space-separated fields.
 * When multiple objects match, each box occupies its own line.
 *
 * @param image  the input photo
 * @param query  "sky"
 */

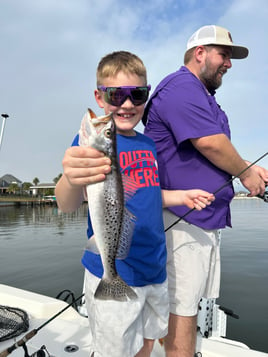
xmin=0 ymin=0 xmax=267 ymax=185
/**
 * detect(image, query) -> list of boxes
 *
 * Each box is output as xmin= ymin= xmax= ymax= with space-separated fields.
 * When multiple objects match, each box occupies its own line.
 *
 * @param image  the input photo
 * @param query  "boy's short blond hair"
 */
xmin=96 ymin=51 xmax=147 ymax=86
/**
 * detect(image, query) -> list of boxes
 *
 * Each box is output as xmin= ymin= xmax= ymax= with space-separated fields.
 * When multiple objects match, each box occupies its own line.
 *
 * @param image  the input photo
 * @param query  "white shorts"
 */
xmin=84 ymin=269 xmax=169 ymax=357
xmin=164 ymin=209 xmax=221 ymax=316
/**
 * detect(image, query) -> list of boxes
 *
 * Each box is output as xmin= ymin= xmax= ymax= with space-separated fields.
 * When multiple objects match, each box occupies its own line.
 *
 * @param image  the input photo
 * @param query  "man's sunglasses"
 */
xmin=97 ymin=85 xmax=151 ymax=106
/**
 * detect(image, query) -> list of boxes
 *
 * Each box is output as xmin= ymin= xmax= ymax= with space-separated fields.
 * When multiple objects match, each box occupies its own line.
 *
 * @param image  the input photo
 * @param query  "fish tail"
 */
xmin=94 ymin=275 xmax=137 ymax=301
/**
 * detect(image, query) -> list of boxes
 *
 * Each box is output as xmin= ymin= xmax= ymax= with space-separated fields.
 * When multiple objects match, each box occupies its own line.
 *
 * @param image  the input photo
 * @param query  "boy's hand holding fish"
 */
xmin=56 ymin=145 xmax=112 ymax=213
xmin=62 ymin=146 xmax=111 ymax=187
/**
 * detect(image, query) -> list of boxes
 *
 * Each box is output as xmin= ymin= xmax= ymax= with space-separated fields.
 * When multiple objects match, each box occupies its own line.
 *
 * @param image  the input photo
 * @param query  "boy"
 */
xmin=55 ymin=51 xmax=214 ymax=357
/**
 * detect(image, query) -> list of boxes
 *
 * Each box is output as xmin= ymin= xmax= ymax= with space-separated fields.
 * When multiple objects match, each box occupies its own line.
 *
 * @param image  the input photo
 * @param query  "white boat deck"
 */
xmin=0 ymin=284 xmax=267 ymax=357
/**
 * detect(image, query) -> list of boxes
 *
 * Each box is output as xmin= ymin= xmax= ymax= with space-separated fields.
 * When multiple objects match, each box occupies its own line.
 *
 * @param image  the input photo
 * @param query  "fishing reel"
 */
xmin=23 ymin=344 xmax=54 ymax=357
xmin=30 ymin=349 xmax=46 ymax=357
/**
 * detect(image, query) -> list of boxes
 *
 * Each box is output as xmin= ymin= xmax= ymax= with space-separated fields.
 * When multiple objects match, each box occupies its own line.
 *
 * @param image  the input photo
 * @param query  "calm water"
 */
xmin=0 ymin=199 xmax=267 ymax=353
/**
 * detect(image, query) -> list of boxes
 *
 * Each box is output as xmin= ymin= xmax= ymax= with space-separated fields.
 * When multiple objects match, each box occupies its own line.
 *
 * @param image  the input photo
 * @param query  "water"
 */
xmin=218 ymin=198 xmax=268 ymax=353
xmin=0 ymin=199 xmax=267 ymax=353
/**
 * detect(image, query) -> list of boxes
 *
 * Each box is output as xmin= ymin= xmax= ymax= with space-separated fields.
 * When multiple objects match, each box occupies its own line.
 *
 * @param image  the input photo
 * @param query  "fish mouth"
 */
xmin=88 ymin=109 xmax=113 ymax=133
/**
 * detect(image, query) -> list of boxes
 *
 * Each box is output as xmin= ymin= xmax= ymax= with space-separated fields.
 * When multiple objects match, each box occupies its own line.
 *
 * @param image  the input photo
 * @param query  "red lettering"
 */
xmin=134 ymin=168 xmax=146 ymax=187
xmin=144 ymin=167 xmax=160 ymax=187
xmin=119 ymin=152 xmax=129 ymax=170
xmin=143 ymin=168 xmax=154 ymax=186
xmin=119 ymin=150 xmax=159 ymax=183
xmin=152 ymin=167 xmax=160 ymax=186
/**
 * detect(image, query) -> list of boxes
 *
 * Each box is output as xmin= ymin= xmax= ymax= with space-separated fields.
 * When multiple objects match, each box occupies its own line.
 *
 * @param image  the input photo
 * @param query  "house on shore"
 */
xmin=0 ymin=174 xmax=22 ymax=194
xmin=0 ymin=174 xmax=55 ymax=196
xmin=29 ymin=183 xmax=56 ymax=196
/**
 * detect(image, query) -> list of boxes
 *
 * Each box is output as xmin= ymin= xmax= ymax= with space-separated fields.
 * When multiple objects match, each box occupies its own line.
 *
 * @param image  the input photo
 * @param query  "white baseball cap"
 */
xmin=186 ymin=25 xmax=249 ymax=59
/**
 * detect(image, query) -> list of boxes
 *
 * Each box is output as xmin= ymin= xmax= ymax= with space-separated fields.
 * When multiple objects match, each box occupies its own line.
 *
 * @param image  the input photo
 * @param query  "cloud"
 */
xmin=0 ymin=0 xmax=267 ymax=182
xmin=215 ymin=0 xmax=268 ymax=166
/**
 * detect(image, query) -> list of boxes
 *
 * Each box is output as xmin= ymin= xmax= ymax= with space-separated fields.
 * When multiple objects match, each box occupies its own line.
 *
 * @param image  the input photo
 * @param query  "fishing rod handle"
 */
xmin=0 ymin=329 xmax=37 ymax=357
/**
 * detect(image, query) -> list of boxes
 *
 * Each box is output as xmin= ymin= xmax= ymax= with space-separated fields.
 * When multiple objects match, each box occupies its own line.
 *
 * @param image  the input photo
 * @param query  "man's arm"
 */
xmin=191 ymin=133 xmax=266 ymax=196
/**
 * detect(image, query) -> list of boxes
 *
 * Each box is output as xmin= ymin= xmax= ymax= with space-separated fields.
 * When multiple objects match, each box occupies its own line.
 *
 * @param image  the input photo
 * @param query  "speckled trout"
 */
xmin=79 ymin=109 xmax=137 ymax=301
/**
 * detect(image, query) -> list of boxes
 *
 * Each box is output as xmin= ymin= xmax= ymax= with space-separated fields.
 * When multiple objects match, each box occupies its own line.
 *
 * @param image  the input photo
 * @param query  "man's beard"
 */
xmin=199 ymin=62 xmax=223 ymax=91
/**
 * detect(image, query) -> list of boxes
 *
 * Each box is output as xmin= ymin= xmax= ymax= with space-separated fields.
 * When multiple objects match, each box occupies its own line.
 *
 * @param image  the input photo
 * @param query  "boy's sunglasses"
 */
xmin=97 ymin=85 xmax=151 ymax=106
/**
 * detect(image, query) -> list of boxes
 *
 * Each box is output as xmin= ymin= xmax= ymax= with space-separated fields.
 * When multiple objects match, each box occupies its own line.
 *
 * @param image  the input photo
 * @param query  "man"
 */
xmin=143 ymin=25 xmax=268 ymax=357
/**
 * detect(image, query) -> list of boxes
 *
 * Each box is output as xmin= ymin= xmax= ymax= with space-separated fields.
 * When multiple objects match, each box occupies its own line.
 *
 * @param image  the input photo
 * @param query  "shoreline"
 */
xmin=0 ymin=197 xmax=57 ymax=207
xmin=233 ymin=195 xmax=258 ymax=199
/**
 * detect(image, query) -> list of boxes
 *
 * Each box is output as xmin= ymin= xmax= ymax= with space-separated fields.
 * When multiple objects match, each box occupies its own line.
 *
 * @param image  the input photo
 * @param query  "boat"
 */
xmin=0 ymin=283 xmax=267 ymax=357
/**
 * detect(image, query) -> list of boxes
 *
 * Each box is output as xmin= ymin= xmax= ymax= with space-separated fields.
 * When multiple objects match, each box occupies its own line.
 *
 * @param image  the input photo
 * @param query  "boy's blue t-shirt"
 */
xmin=72 ymin=131 xmax=167 ymax=286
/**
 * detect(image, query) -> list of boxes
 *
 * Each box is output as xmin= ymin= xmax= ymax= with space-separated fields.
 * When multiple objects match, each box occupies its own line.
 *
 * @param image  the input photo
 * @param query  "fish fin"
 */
xmin=94 ymin=276 xmax=137 ymax=301
xmin=79 ymin=111 xmax=93 ymax=147
xmin=122 ymin=174 xmax=139 ymax=202
xmin=84 ymin=235 xmax=100 ymax=255
xmin=116 ymin=208 xmax=136 ymax=259
xmin=88 ymin=108 xmax=97 ymax=118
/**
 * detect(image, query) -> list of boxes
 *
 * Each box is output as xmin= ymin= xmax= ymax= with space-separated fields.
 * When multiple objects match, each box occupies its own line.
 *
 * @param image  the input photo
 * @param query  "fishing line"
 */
xmin=0 ymin=293 xmax=85 ymax=357
xmin=165 ymin=152 xmax=268 ymax=232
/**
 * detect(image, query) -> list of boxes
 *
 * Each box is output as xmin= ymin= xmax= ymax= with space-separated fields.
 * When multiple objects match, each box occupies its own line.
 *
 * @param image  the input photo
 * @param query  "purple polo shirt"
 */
xmin=144 ymin=66 xmax=234 ymax=230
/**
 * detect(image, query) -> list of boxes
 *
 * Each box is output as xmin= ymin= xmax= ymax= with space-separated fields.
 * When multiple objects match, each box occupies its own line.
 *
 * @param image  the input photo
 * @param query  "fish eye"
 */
xmin=105 ymin=129 xmax=112 ymax=138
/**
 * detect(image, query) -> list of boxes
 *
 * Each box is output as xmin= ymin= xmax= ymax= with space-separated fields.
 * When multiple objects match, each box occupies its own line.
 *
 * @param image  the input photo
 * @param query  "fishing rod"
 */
xmin=165 ymin=151 xmax=268 ymax=232
xmin=0 ymin=293 xmax=85 ymax=357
